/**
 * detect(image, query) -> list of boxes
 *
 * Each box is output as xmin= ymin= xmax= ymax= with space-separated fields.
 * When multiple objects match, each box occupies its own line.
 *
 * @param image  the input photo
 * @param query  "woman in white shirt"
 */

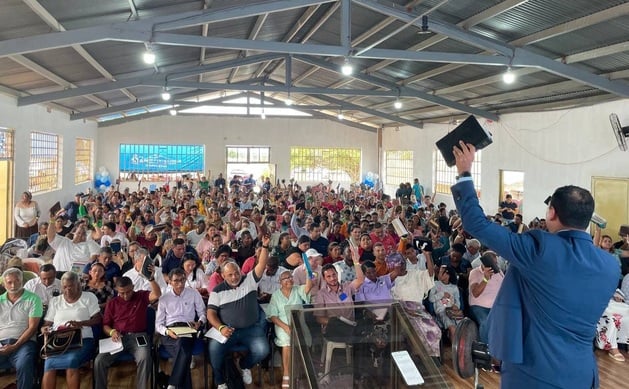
xmin=14 ymin=191 xmax=40 ymax=239
xmin=182 ymin=255 xmax=208 ymax=298
xmin=41 ymin=271 xmax=101 ymax=389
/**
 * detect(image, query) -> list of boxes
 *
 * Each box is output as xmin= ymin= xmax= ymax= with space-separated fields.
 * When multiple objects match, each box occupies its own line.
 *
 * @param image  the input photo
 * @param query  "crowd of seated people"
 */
xmin=1 ymin=174 xmax=627 ymax=388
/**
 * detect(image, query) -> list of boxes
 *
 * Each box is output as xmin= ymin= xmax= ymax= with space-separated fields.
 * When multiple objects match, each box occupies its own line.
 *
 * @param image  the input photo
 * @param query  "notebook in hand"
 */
xmin=435 ymin=115 xmax=493 ymax=167
xmin=168 ymin=326 xmax=198 ymax=336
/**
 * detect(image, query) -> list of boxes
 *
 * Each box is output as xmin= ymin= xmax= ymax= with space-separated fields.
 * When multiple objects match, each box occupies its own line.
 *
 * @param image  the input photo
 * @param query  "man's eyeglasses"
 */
xmin=170 ymin=278 xmax=185 ymax=283
xmin=280 ymin=276 xmax=293 ymax=281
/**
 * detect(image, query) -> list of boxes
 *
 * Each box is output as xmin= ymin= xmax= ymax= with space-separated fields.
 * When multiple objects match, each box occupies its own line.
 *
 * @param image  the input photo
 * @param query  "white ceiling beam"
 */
xmin=127 ymin=0 xmax=139 ymax=20
xmin=292 ymin=0 xmax=422 ymax=95
xmin=21 ymin=0 xmax=137 ymax=101
xmin=9 ymin=54 xmax=107 ymax=107
xmin=356 ymin=0 xmax=629 ymax=97
xmin=437 ymin=40 xmax=629 ymax=96
xmin=343 ymin=0 xmax=528 ymax=105
xmin=228 ymin=13 xmax=268 ymax=83
xmin=399 ymin=1 xmax=629 ymax=89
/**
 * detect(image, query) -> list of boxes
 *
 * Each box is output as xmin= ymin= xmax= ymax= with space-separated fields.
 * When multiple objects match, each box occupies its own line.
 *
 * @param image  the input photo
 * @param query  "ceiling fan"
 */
xmin=609 ymin=113 xmax=629 ymax=151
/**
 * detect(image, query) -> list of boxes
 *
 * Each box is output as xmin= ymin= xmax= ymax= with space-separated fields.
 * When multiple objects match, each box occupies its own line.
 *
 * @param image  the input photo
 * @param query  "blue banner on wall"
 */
xmin=119 ymin=144 xmax=204 ymax=173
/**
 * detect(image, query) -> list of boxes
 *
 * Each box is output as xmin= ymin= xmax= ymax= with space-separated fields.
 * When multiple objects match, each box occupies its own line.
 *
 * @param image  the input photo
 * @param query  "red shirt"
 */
xmin=370 ymin=232 xmax=398 ymax=254
xmin=103 ymin=290 xmax=150 ymax=333
xmin=241 ymin=256 xmax=256 ymax=274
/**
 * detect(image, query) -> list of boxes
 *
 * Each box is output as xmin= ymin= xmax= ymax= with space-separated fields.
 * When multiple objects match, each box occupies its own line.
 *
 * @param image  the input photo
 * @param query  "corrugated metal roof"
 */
xmin=0 ymin=0 xmax=627 ymax=128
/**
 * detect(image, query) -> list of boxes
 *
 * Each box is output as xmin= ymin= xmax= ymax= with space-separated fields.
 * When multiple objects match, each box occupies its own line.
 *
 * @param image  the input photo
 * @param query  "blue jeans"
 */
xmin=470 ymin=305 xmax=490 ymax=344
xmin=208 ymin=324 xmax=269 ymax=385
xmin=0 ymin=339 xmax=37 ymax=389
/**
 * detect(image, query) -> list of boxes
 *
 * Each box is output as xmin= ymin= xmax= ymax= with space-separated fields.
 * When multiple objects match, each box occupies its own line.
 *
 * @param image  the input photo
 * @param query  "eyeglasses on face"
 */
xmin=170 ymin=278 xmax=185 ymax=283
xmin=280 ymin=276 xmax=293 ymax=281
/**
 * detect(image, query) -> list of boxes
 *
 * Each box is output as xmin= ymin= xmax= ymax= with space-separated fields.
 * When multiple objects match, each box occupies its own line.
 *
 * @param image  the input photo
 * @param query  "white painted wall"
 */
xmin=96 ymin=115 xmax=379 ymax=188
xmin=382 ymin=99 xmax=629 ymax=222
xmin=0 ymin=93 xmax=98 ymax=214
xmin=1 ymin=90 xmax=626 ymax=227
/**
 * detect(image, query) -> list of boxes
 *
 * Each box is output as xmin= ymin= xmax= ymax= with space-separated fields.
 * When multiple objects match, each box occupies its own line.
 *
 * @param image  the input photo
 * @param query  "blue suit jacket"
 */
xmin=452 ymin=180 xmax=618 ymax=388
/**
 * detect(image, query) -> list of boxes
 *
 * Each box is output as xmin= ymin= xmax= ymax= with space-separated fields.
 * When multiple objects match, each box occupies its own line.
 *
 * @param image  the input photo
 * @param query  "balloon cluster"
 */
xmin=94 ymin=166 xmax=112 ymax=192
xmin=362 ymin=171 xmax=380 ymax=188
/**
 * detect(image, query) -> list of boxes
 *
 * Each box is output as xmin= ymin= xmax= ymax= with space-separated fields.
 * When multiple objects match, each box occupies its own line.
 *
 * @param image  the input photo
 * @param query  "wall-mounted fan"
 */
xmin=609 ymin=113 xmax=629 ymax=151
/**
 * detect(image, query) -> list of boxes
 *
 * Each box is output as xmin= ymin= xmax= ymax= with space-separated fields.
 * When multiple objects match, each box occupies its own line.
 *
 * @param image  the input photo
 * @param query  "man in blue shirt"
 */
xmin=451 ymin=141 xmax=618 ymax=388
xmin=83 ymin=246 xmax=121 ymax=282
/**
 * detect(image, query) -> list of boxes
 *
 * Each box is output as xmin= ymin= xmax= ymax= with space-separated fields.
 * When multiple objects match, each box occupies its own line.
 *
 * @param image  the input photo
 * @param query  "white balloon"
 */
xmin=102 ymin=172 xmax=110 ymax=178
xmin=99 ymin=184 xmax=107 ymax=191
xmin=99 ymin=166 xmax=107 ymax=173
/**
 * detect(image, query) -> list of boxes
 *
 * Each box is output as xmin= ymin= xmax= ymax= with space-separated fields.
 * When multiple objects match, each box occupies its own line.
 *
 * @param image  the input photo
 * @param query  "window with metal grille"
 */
xmin=75 ymin=138 xmax=93 ymax=184
xmin=290 ymin=147 xmax=361 ymax=182
xmin=29 ymin=132 xmax=61 ymax=193
xmin=0 ymin=128 xmax=14 ymax=160
xmin=385 ymin=150 xmax=413 ymax=185
xmin=433 ymin=149 xmax=482 ymax=197
xmin=226 ymin=147 xmax=270 ymax=163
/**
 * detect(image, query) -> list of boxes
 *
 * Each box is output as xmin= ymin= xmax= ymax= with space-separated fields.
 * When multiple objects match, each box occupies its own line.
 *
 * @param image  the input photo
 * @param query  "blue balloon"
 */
xmin=103 ymin=180 xmax=111 ymax=187
xmin=94 ymin=179 xmax=103 ymax=187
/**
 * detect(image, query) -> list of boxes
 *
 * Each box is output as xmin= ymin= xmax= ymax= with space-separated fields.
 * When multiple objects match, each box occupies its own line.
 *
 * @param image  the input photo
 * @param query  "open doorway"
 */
xmin=225 ymin=163 xmax=276 ymax=189
xmin=225 ymin=146 xmax=275 ymax=190
xmin=499 ymin=170 xmax=524 ymax=215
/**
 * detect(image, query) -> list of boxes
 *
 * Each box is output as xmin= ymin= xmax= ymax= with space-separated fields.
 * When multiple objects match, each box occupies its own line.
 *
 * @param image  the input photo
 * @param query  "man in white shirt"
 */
xmin=155 ymin=268 xmax=206 ymax=389
xmin=123 ymin=248 xmax=167 ymax=292
xmin=401 ymin=242 xmax=427 ymax=271
xmin=463 ymin=239 xmax=481 ymax=263
xmin=257 ymin=256 xmax=286 ymax=302
xmin=47 ymin=221 xmax=100 ymax=272
xmin=23 ymin=263 xmax=61 ymax=306
xmin=100 ymin=222 xmax=129 ymax=248
xmin=186 ymin=220 xmax=206 ymax=247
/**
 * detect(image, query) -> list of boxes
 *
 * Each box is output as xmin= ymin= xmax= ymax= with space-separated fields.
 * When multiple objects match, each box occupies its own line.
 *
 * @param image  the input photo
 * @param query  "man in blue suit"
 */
xmin=451 ymin=141 xmax=618 ymax=389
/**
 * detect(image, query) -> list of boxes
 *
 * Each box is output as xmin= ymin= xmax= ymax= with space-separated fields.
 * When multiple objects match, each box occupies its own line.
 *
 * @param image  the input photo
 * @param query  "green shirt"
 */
xmin=0 ymin=289 xmax=43 ymax=340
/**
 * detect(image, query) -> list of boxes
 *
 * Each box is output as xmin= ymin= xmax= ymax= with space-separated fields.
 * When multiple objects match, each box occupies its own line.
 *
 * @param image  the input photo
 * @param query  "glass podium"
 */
xmin=287 ymin=301 xmax=452 ymax=388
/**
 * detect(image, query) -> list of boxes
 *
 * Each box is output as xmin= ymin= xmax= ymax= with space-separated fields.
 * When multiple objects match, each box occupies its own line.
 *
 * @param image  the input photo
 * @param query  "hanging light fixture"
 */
xmin=341 ymin=58 xmax=353 ymax=76
xmin=285 ymin=92 xmax=293 ymax=106
xmin=143 ymin=46 xmax=156 ymax=64
xmin=337 ymin=110 xmax=344 ymax=120
xmin=169 ymin=108 xmax=177 ymax=116
xmin=394 ymin=99 xmax=402 ymax=110
xmin=161 ymin=88 xmax=171 ymax=101
xmin=503 ymin=67 xmax=516 ymax=84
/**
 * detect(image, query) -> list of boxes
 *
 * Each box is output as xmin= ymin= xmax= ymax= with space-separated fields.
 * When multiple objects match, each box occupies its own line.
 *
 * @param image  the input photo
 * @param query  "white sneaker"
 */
xmin=241 ymin=368 xmax=253 ymax=384
xmin=167 ymin=386 xmax=176 ymax=389
xmin=217 ymin=384 xmax=228 ymax=389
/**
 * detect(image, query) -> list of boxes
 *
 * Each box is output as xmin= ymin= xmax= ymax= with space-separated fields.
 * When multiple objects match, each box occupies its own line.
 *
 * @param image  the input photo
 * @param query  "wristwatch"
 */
xmin=456 ymin=171 xmax=471 ymax=180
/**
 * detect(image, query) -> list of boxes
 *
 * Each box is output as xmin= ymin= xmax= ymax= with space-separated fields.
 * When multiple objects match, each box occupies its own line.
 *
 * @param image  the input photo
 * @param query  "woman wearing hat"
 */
xmin=14 ymin=191 xmax=40 ymax=239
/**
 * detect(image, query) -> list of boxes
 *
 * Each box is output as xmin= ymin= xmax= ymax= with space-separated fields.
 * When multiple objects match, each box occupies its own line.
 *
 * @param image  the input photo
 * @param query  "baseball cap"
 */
xmin=305 ymin=248 xmax=322 ymax=258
